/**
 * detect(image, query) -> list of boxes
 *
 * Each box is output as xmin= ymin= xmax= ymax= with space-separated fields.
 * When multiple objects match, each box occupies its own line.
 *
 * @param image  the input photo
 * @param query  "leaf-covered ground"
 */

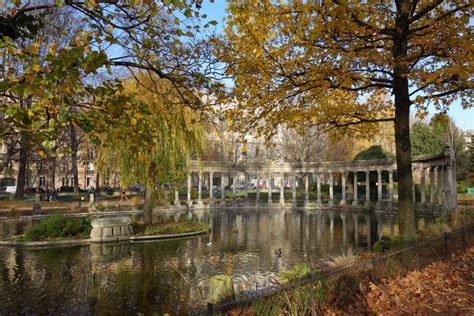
xmin=366 ymin=247 xmax=474 ymax=315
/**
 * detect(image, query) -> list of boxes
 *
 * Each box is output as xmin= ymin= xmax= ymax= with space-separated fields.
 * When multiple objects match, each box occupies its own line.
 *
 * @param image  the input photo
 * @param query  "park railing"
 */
xmin=192 ymin=223 xmax=474 ymax=315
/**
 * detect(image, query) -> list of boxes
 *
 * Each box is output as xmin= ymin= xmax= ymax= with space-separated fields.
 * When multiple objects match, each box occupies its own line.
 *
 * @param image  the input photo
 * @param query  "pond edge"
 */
xmin=0 ymin=229 xmax=209 ymax=248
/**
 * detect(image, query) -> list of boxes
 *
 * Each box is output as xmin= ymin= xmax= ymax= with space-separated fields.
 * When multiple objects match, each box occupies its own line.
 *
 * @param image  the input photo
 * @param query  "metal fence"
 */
xmin=193 ymin=223 xmax=474 ymax=315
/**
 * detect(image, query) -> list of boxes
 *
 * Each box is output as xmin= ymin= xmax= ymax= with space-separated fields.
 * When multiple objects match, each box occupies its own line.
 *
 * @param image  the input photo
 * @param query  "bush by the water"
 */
xmin=373 ymin=236 xmax=402 ymax=253
xmin=20 ymin=214 xmax=92 ymax=241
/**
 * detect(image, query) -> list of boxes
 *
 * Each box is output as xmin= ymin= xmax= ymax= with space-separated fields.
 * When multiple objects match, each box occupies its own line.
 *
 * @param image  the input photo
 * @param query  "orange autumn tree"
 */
xmin=217 ymin=0 xmax=473 ymax=240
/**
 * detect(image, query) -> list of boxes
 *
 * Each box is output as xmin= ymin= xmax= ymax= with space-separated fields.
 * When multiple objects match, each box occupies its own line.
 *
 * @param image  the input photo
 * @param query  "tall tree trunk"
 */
xmin=393 ymin=0 xmax=416 ymax=241
xmin=69 ymin=123 xmax=80 ymax=196
xmin=49 ymin=147 xmax=57 ymax=191
xmin=144 ymin=185 xmax=153 ymax=225
xmin=95 ymin=172 xmax=99 ymax=190
xmin=14 ymin=133 xmax=28 ymax=198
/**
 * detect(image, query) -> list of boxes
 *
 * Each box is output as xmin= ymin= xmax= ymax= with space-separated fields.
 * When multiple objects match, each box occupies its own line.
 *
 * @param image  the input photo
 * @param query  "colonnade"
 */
xmin=172 ymin=147 xmax=456 ymax=211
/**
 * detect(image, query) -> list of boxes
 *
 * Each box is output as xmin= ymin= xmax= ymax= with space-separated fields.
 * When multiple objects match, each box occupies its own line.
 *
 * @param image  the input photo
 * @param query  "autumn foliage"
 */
xmin=367 ymin=247 xmax=474 ymax=315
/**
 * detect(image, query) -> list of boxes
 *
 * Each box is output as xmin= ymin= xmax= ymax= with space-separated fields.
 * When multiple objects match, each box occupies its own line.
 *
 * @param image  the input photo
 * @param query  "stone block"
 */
xmin=103 ymin=227 xmax=113 ymax=237
xmin=90 ymin=217 xmax=133 ymax=243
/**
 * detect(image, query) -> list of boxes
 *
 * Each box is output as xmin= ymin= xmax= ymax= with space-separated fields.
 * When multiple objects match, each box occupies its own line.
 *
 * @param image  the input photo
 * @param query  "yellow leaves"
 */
xmin=31 ymin=64 xmax=41 ymax=73
xmin=37 ymin=150 xmax=46 ymax=158
xmin=85 ymin=0 xmax=96 ymax=8
xmin=48 ymin=43 xmax=58 ymax=54
xmin=25 ymin=43 xmax=40 ymax=54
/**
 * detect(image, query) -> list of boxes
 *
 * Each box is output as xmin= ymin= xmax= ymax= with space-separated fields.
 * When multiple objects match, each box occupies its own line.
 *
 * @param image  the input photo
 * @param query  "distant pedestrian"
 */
xmin=120 ymin=188 xmax=129 ymax=202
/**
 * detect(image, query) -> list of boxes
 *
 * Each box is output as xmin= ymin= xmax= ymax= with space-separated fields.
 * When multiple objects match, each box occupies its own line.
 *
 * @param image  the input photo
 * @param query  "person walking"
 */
xmin=120 ymin=187 xmax=129 ymax=202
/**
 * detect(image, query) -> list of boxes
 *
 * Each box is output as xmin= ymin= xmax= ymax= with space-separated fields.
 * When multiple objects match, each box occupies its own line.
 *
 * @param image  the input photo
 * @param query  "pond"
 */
xmin=0 ymin=208 xmax=424 ymax=314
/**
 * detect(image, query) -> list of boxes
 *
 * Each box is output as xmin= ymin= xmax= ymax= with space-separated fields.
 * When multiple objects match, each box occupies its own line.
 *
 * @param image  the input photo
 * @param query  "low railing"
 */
xmin=192 ymin=223 xmax=474 ymax=315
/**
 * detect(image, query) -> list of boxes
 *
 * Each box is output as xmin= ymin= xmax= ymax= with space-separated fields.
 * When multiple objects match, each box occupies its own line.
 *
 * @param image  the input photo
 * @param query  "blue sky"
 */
xmin=200 ymin=1 xmax=473 ymax=129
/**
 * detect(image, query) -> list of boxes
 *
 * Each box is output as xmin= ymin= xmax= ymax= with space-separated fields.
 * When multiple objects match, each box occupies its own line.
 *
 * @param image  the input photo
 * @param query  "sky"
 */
xmin=200 ymin=1 xmax=474 ymax=130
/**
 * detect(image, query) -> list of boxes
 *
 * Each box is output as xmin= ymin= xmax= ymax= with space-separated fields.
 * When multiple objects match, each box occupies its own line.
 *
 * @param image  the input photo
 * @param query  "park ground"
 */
xmin=359 ymin=246 xmax=474 ymax=315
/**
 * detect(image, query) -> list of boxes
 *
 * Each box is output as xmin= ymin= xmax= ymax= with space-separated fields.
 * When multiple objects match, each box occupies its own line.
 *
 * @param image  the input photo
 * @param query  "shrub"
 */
xmin=278 ymin=263 xmax=313 ymax=285
xmin=325 ymin=248 xmax=359 ymax=267
xmin=373 ymin=236 xmax=402 ymax=253
xmin=20 ymin=214 xmax=92 ymax=241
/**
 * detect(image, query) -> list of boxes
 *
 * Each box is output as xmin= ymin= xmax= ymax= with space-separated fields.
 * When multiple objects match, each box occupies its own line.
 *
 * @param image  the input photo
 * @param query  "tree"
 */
xmin=279 ymin=124 xmax=328 ymax=162
xmin=354 ymin=145 xmax=395 ymax=161
xmin=96 ymin=74 xmax=206 ymax=225
xmin=411 ymin=114 xmax=468 ymax=178
xmin=1 ymin=0 xmax=221 ymax=196
xmin=218 ymin=1 xmax=473 ymax=240
xmin=410 ymin=121 xmax=444 ymax=156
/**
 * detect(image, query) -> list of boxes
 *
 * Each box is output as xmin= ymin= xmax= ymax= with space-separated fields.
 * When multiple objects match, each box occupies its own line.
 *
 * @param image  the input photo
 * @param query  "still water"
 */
xmin=0 ymin=209 xmax=406 ymax=314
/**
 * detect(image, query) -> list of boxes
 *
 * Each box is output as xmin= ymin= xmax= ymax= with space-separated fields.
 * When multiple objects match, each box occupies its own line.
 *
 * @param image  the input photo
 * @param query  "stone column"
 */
xmin=292 ymin=172 xmax=297 ymax=206
xmin=267 ymin=171 xmax=272 ymax=204
xmin=437 ymin=166 xmax=444 ymax=204
xmin=340 ymin=171 xmax=346 ymax=206
xmin=280 ymin=173 xmax=285 ymax=206
xmin=420 ymin=167 xmax=426 ymax=203
xmin=256 ymin=172 xmax=260 ymax=205
xmin=352 ymin=171 xmax=358 ymax=206
xmin=328 ymin=171 xmax=334 ymax=207
xmin=304 ymin=172 xmax=310 ymax=207
xmin=220 ymin=172 xmax=226 ymax=206
xmin=316 ymin=173 xmax=322 ymax=207
xmin=197 ymin=171 xmax=203 ymax=206
xmin=377 ymin=169 xmax=382 ymax=205
xmin=429 ymin=166 xmax=435 ymax=204
xmin=388 ymin=169 xmax=394 ymax=202
xmin=445 ymin=146 xmax=457 ymax=211
xmin=365 ymin=170 xmax=370 ymax=207
xmin=187 ymin=172 xmax=192 ymax=207
xmin=445 ymin=161 xmax=456 ymax=211
xmin=209 ymin=172 xmax=214 ymax=202
xmin=174 ymin=187 xmax=180 ymax=206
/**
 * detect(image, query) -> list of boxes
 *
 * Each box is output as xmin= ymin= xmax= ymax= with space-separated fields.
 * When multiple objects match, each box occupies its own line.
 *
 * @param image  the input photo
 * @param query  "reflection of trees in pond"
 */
xmin=87 ymin=239 xmax=205 ymax=314
xmin=0 ymin=246 xmax=90 ymax=314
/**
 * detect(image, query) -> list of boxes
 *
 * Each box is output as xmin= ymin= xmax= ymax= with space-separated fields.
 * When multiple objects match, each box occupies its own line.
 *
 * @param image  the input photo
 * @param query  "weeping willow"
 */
xmin=96 ymin=73 xmax=207 ymax=224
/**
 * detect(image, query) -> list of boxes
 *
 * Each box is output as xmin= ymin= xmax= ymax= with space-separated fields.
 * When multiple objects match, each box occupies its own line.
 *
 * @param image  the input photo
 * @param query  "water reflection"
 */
xmin=0 ymin=209 xmax=431 ymax=314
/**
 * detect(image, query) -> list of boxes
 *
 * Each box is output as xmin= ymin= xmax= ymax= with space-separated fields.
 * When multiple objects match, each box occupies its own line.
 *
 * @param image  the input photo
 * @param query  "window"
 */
xmin=1 ymin=178 xmax=16 ymax=186
xmin=7 ymin=161 xmax=13 ymax=169
xmin=39 ymin=177 xmax=46 ymax=187
xmin=39 ymin=162 xmax=47 ymax=171
xmin=62 ymin=177 xmax=66 ymax=186
xmin=70 ymin=177 xmax=74 ymax=186
xmin=86 ymin=177 xmax=91 ymax=187
xmin=88 ymin=147 xmax=95 ymax=160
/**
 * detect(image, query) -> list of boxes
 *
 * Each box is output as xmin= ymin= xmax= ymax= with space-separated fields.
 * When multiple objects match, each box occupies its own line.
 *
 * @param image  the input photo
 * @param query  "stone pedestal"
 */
xmin=88 ymin=193 xmax=96 ymax=213
xmin=90 ymin=217 xmax=133 ymax=243
xmin=33 ymin=194 xmax=41 ymax=215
